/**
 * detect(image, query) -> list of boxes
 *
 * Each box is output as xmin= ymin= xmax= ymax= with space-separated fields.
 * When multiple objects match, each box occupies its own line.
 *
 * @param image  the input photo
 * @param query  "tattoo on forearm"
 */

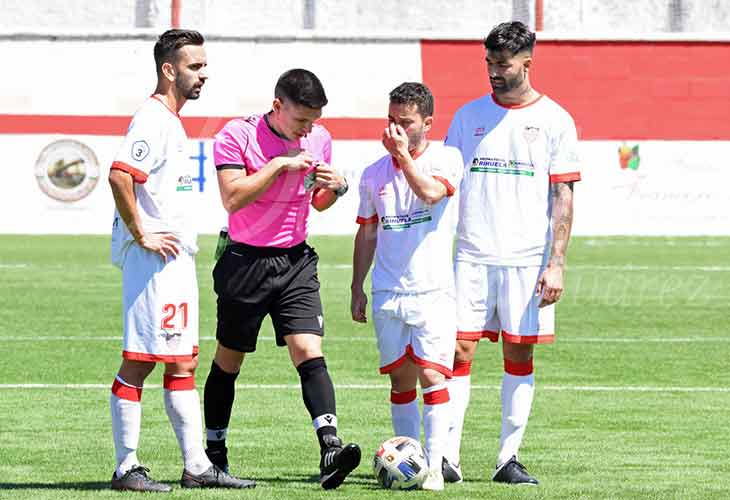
xmin=550 ymin=182 xmax=574 ymax=265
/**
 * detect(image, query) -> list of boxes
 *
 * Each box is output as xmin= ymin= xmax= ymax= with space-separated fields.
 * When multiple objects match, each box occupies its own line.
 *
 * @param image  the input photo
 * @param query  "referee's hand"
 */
xmin=138 ymin=232 xmax=180 ymax=261
xmin=351 ymin=288 xmax=368 ymax=323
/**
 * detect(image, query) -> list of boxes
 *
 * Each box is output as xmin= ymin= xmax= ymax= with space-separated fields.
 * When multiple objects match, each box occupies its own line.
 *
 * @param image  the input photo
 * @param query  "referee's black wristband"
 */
xmin=334 ymin=178 xmax=349 ymax=197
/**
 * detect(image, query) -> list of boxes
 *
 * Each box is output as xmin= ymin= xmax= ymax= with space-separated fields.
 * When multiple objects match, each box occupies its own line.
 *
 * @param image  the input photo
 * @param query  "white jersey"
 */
xmin=356 ymin=142 xmax=464 ymax=294
xmin=111 ymin=97 xmax=198 ymax=267
xmin=445 ymin=94 xmax=581 ymax=266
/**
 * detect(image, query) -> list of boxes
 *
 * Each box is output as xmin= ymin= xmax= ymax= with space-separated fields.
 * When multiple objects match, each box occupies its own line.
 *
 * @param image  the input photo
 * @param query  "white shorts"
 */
xmin=121 ymin=244 xmax=199 ymax=362
xmin=455 ymin=261 xmax=555 ymax=344
xmin=372 ymin=290 xmax=456 ymax=377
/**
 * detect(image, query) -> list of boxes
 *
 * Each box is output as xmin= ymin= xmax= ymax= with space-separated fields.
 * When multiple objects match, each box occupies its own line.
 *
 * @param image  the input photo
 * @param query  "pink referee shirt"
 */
xmin=213 ymin=114 xmax=332 ymax=248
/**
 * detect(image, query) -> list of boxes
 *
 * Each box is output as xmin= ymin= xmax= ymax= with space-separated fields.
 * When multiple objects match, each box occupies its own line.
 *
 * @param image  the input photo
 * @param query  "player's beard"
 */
xmin=491 ymin=70 xmax=525 ymax=96
xmin=406 ymin=125 xmax=426 ymax=152
xmin=177 ymin=75 xmax=203 ymax=100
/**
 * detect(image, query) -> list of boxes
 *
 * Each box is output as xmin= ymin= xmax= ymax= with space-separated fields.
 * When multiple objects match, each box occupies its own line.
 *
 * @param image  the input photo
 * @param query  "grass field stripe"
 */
xmin=0 ymin=383 xmax=728 ymax=392
xmin=2 ymin=335 xmax=730 ymax=343
xmin=3 ymin=262 xmax=730 ymax=271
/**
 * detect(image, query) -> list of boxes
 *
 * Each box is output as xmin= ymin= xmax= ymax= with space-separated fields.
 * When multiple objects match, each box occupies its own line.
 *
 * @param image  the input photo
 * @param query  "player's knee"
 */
xmin=118 ymin=360 xmax=156 ymax=385
xmin=389 ymin=360 xmax=419 ymax=391
xmin=419 ymin=368 xmax=446 ymax=388
xmin=164 ymin=359 xmax=197 ymax=377
xmin=502 ymin=342 xmax=533 ymax=363
xmin=214 ymin=343 xmax=245 ymax=373
xmin=455 ymin=339 xmax=478 ymax=361
xmin=287 ymin=334 xmax=323 ymax=367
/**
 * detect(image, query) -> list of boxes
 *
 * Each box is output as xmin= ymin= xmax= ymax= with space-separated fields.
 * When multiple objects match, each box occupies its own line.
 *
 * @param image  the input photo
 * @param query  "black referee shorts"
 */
xmin=212 ymin=240 xmax=324 ymax=353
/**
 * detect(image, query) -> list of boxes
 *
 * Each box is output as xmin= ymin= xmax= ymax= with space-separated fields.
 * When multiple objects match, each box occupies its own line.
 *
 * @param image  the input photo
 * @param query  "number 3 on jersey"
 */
xmin=161 ymin=302 xmax=188 ymax=331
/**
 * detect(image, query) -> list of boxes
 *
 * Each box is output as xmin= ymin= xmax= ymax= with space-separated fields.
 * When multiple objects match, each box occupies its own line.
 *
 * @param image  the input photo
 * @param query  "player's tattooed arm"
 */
xmin=537 ymin=181 xmax=574 ymax=306
xmin=550 ymin=181 xmax=574 ymax=268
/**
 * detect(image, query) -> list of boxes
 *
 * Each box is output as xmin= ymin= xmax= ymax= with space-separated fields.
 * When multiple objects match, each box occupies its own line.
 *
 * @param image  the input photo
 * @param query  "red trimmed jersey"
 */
xmin=445 ymin=94 xmax=581 ymax=266
xmin=111 ymin=97 xmax=198 ymax=266
xmin=356 ymin=142 xmax=463 ymax=293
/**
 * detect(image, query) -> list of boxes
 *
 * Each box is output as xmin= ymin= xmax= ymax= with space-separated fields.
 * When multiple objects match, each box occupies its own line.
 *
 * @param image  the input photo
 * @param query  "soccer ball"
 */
xmin=372 ymin=436 xmax=428 ymax=490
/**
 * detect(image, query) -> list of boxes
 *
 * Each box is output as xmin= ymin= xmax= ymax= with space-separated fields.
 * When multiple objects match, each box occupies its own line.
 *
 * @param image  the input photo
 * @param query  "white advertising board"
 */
xmin=2 ymin=136 xmax=728 ymax=236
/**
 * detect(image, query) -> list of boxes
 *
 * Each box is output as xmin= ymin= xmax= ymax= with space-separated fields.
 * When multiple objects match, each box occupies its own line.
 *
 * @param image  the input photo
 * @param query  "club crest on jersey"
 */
xmin=473 ymin=127 xmax=485 ymax=136
xmin=131 ymin=140 xmax=150 ymax=161
xmin=378 ymin=185 xmax=392 ymax=198
xmin=176 ymin=175 xmax=193 ymax=192
xmin=523 ymin=126 xmax=540 ymax=144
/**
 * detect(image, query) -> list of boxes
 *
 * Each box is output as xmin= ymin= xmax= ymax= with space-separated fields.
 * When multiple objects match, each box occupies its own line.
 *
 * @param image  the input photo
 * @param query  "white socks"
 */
xmin=445 ymin=360 xmax=472 ymax=465
xmin=110 ymin=376 xmax=142 ymax=477
xmin=390 ymin=389 xmax=419 ymax=440
xmin=498 ymin=359 xmax=535 ymax=466
xmin=422 ymin=383 xmax=450 ymax=471
xmin=163 ymin=375 xmax=212 ymax=475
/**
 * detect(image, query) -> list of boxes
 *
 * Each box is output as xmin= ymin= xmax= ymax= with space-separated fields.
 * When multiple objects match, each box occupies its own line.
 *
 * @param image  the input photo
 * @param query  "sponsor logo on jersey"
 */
xmin=34 ymin=139 xmax=100 ymax=202
xmin=470 ymin=157 xmax=535 ymax=176
xmin=381 ymin=208 xmax=432 ymax=230
xmin=131 ymin=140 xmax=150 ymax=161
xmin=474 ymin=127 xmax=485 ymax=136
xmin=176 ymin=175 xmax=193 ymax=191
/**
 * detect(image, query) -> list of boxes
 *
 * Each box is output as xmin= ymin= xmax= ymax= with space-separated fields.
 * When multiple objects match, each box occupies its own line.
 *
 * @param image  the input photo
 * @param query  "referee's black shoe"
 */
xmin=319 ymin=435 xmax=361 ymax=489
xmin=492 ymin=456 xmax=539 ymax=485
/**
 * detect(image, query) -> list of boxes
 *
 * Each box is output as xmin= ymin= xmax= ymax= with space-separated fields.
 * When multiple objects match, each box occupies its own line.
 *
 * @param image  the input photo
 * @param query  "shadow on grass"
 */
xmin=0 ymin=482 xmax=112 ymax=491
xmin=0 ymin=472 xmax=492 ymax=491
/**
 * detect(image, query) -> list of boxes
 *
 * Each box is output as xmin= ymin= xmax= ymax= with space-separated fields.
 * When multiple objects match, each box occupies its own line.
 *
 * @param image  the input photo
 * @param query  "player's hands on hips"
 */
xmin=350 ymin=287 xmax=368 ymax=323
xmin=381 ymin=122 xmax=409 ymax=159
xmin=313 ymin=162 xmax=346 ymax=191
xmin=278 ymin=149 xmax=314 ymax=172
xmin=138 ymin=232 xmax=180 ymax=261
xmin=536 ymin=263 xmax=564 ymax=307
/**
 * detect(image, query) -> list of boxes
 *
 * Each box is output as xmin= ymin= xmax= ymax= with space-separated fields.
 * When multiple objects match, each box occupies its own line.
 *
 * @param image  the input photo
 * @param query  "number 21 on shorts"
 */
xmin=161 ymin=302 xmax=188 ymax=331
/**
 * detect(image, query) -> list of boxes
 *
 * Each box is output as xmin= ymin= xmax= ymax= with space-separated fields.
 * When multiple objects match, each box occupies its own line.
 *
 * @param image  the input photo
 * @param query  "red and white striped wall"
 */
xmin=2 ymin=36 xmax=729 ymax=235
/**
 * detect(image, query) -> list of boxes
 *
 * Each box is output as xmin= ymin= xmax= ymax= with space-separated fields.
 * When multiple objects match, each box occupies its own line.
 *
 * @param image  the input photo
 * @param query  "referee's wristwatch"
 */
xmin=333 ymin=177 xmax=349 ymax=197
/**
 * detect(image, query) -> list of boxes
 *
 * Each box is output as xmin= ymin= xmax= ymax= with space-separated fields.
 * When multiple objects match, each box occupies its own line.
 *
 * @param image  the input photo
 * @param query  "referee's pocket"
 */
xmin=213 ymin=249 xmax=260 ymax=298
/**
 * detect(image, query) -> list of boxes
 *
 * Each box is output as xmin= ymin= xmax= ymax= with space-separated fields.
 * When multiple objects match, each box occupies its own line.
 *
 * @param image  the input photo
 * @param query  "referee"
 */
xmin=202 ymin=68 xmax=359 ymax=490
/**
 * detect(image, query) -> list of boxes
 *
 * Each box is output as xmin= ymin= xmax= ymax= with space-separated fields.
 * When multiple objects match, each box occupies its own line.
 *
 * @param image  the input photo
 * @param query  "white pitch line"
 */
xmin=569 ymin=264 xmax=730 ymax=272
xmin=0 ymin=383 xmax=727 ymax=393
xmin=2 ymin=335 xmax=729 ymax=343
xmin=321 ymin=264 xmax=730 ymax=272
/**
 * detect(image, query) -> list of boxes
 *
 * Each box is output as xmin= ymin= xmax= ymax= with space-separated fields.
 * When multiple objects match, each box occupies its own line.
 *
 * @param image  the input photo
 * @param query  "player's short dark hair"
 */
xmin=154 ymin=29 xmax=204 ymax=74
xmin=484 ymin=21 xmax=536 ymax=55
xmin=275 ymin=69 xmax=328 ymax=109
xmin=388 ymin=82 xmax=434 ymax=118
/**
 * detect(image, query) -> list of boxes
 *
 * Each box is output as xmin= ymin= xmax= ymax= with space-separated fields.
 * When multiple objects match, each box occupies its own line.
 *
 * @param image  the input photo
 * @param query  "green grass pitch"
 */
xmin=0 ymin=235 xmax=729 ymax=499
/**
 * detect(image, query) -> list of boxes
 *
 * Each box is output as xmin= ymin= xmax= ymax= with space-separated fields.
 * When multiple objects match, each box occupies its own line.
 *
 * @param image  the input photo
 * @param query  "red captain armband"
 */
xmin=311 ymin=187 xmax=337 ymax=211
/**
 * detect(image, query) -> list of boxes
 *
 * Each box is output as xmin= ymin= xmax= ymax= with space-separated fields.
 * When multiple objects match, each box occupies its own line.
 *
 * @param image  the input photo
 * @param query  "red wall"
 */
xmin=422 ymin=40 xmax=730 ymax=140
xmin=2 ymin=40 xmax=727 ymax=141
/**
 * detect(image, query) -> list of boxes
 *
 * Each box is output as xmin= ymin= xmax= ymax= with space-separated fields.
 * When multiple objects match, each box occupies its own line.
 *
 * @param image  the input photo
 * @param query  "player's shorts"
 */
xmin=372 ymin=289 xmax=456 ymax=378
xmin=121 ymin=243 xmax=199 ymax=362
xmin=213 ymin=241 xmax=324 ymax=353
xmin=455 ymin=261 xmax=555 ymax=344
